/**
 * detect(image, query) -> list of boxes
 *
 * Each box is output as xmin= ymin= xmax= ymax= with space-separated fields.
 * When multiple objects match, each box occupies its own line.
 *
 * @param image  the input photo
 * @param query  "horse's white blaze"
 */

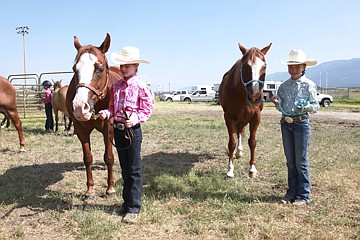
xmin=249 ymin=57 xmax=264 ymax=80
xmin=249 ymin=164 xmax=257 ymax=173
xmin=227 ymin=162 xmax=235 ymax=178
xmin=72 ymin=53 xmax=98 ymax=120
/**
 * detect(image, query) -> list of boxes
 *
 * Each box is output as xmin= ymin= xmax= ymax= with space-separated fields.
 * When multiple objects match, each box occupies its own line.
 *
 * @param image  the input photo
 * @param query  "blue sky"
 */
xmin=1 ymin=0 xmax=359 ymax=91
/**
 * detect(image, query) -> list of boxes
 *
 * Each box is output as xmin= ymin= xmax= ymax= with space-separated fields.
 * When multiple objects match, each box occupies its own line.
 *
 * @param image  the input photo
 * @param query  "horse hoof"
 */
xmin=249 ymin=172 xmax=257 ymax=178
xmin=226 ymin=173 xmax=234 ymax=178
xmin=19 ymin=148 xmax=26 ymax=153
xmin=104 ymin=191 xmax=117 ymax=200
xmin=81 ymin=194 xmax=96 ymax=204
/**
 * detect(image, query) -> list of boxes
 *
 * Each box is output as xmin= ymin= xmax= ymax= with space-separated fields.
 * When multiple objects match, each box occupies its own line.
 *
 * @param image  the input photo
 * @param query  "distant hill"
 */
xmin=266 ymin=58 xmax=360 ymax=88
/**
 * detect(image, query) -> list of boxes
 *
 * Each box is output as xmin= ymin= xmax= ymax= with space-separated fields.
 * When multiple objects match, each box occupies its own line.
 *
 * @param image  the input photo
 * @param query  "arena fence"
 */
xmin=8 ymin=72 xmax=73 ymax=118
xmin=318 ymin=87 xmax=360 ymax=100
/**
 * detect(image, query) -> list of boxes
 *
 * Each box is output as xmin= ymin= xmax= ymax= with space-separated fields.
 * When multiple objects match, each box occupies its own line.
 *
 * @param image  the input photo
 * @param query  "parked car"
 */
xmin=180 ymin=90 xmax=216 ymax=102
xmin=316 ymin=91 xmax=333 ymax=107
xmin=214 ymin=91 xmax=220 ymax=104
xmin=159 ymin=90 xmax=189 ymax=101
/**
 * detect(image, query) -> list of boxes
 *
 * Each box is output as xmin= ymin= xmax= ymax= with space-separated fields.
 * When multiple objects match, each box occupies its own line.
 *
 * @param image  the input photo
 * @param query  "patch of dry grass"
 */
xmin=0 ymin=101 xmax=359 ymax=239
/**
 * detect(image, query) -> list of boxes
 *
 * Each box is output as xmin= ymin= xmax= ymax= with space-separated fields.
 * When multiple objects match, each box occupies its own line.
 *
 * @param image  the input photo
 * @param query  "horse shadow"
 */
xmin=0 ymin=162 xmax=84 ymax=218
xmin=140 ymin=151 xmax=279 ymax=204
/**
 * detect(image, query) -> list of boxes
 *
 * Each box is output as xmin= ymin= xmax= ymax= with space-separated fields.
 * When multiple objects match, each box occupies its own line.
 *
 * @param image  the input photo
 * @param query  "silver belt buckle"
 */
xmin=284 ymin=116 xmax=293 ymax=123
xmin=114 ymin=122 xmax=125 ymax=130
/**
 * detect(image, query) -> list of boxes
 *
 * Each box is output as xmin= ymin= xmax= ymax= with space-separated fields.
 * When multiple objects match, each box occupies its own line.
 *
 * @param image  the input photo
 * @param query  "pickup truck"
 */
xmin=180 ymin=90 xmax=216 ymax=102
xmin=316 ymin=91 xmax=333 ymax=107
xmin=159 ymin=90 xmax=189 ymax=101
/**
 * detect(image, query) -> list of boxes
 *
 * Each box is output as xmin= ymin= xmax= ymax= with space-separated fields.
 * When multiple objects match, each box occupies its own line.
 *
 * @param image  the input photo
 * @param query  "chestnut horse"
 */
xmin=52 ymin=80 xmax=72 ymax=134
xmin=66 ymin=34 xmax=121 ymax=200
xmin=219 ymin=43 xmax=271 ymax=178
xmin=0 ymin=76 xmax=25 ymax=152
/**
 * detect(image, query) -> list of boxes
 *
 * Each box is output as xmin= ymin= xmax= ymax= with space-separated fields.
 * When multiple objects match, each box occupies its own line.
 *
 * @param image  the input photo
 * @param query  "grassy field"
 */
xmin=0 ymin=101 xmax=359 ymax=239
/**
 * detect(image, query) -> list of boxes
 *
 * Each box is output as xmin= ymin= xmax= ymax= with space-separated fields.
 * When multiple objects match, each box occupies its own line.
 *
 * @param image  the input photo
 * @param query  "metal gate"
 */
xmin=8 ymin=71 xmax=73 ymax=118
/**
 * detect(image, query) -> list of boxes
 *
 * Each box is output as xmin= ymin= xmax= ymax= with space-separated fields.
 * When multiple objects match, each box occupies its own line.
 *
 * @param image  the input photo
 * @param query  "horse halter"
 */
xmin=239 ymin=67 xmax=266 ymax=103
xmin=239 ymin=67 xmax=265 ymax=87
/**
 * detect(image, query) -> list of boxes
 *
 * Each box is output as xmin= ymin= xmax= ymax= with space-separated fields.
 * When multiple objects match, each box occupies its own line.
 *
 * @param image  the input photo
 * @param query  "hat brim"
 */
xmin=111 ymin=53 xmax=149 ymax=65
xmin=281 ymin=59 xmax=317 ymax=67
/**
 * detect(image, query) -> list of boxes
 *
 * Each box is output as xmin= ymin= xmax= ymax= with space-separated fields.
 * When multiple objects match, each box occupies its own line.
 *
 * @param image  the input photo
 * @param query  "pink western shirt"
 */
xmin=41 ymin=88 xmax=52 ymax=104
xmin=104 ymin=75 xmax=154 ymax=125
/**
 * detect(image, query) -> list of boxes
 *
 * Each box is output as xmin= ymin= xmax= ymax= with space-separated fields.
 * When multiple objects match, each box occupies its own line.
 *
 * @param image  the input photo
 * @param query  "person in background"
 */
xmin=41 ymin=80 xmax=54 ymax=132
xmin=98 ymin=46 xmax=154 ymax=223
xmin=271 ymin=49 xmax=320 ymax=206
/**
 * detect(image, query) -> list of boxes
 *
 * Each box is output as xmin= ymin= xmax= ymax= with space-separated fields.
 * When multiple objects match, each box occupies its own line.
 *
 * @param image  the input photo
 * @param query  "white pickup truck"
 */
xmin=316 ymin=91 xmax=333 ymax=107
xmin=159 ymin=90 xmax=189 ymax=101
xmin=180 ymin=89 xmax=216 ymax=102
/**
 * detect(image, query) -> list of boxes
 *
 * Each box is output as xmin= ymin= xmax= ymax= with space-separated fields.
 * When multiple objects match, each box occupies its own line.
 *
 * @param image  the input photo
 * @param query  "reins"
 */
xmin=109 ymin=107 xmax=135 ymax=151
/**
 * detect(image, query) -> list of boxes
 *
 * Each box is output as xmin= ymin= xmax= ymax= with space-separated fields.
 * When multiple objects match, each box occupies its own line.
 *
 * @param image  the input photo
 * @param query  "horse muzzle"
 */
xmin=72 ymin=98 xmax=94 ymax=121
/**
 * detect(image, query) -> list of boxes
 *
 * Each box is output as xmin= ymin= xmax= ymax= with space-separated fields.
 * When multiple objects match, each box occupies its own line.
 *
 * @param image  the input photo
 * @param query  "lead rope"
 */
xmin=109 ymin=109 xmax=135 ymax=151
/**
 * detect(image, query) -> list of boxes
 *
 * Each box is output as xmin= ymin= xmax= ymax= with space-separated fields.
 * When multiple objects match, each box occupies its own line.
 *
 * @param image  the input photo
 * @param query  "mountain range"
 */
xmin=266 ymin=58 xmax=360 ymax=88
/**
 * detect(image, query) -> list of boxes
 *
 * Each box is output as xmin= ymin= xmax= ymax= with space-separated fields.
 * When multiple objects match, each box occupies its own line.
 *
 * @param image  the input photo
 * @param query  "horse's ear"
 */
xmin=238 ymin=43 xmax=247 ymax=55
xmin=74 ymin=36 xmax=81 ymax=50
xmin=60 ymin=79 xmax=63 ymax=83
xmin=261 ymin=43 xmax=272 ymax=55
xmin=99 ymin=33 xmax=111 ymax=54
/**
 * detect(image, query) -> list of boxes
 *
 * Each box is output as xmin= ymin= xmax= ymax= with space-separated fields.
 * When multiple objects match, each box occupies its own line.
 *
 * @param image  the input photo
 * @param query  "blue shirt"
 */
xmin=276 ymin=75 xmax=319 ymax=116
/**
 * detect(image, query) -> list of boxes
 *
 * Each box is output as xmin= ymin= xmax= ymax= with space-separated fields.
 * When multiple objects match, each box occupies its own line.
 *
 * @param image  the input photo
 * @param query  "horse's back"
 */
xmin=0 ymin=76 xmax=16 ymax=109
xmin=53 ymin=85 xmax=70 ymax=116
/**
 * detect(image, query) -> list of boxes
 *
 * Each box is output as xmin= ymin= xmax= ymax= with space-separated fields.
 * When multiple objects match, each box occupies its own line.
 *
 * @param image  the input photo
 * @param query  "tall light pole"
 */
xmin=16 ymin=26 xmax=29 ymax=85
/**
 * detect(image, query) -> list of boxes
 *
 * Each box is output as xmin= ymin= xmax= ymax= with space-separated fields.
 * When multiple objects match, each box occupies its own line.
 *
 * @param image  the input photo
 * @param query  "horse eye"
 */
xmin=260 ymin=73 xmax=266 ymax=80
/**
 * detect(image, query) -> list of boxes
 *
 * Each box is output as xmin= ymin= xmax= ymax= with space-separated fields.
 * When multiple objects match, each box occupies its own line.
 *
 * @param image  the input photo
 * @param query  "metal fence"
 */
xmin=8 ymin=72 xmax=73 ymax=118
xmin=318 ymin=87 xmax=360 ymax=100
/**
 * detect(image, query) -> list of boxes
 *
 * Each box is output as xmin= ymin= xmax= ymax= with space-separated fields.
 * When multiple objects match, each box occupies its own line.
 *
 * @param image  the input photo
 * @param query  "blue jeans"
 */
xmin=114 ymin=125 xmax=142 ymax=213
xmin=44 ymin=103 xmax=54 ymax=130
xmin=281 ymin=117 xmax=311 ymax=202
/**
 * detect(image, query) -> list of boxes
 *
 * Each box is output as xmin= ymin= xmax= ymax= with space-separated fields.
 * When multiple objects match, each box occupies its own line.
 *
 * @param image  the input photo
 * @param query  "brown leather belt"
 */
xmin=283 ymin=114 xmax=308 ymax=123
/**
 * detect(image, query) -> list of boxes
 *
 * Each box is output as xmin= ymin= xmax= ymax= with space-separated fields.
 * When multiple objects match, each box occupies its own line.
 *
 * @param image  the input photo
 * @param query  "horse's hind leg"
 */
xmin=235 ymin=129 xmax=244 ymax=158
xmin=54 ymin=110 xmax=59 ymax=133
xmin=7 ymin=109 xmax=25 ymax=152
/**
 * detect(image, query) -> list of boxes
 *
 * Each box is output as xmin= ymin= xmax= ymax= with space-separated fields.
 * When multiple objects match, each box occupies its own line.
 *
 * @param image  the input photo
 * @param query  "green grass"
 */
xmin=0 ymin=101 xmax=359 ymax=239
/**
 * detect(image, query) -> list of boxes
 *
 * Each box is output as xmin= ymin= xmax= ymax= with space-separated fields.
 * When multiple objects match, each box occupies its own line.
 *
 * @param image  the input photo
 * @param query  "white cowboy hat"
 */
xmin=281 ymin=49 xmax=317 ymax=66
xmin=111 ymin=46 xmax=149 ymax=65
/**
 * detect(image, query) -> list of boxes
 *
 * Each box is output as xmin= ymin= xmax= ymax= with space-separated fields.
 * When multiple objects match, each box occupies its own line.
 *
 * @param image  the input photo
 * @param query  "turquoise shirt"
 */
xmin=276 ymin=76 xmax=319 ymax=116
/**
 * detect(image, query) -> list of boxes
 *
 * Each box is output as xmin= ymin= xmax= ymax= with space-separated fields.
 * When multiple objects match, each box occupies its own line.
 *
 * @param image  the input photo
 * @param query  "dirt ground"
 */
xmin=262 ymin=107 xmax=360 ymax=122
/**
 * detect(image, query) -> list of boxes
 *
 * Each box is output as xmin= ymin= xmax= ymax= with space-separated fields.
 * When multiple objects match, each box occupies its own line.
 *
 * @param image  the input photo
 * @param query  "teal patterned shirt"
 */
xmin=276 ymin=75 xmax=319 ymax=116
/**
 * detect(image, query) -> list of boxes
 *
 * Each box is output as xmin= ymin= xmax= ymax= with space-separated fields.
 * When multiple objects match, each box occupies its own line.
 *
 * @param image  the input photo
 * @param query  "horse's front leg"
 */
xmin=103 ymin=121 xmax=115 ymax=197
xmin=77 ymin=132 xmax=95 ymax=199
xmin=225 ymin=120 xmax=237 ymax=178
xmin=248 ymin=118 xmax=260 ymax=178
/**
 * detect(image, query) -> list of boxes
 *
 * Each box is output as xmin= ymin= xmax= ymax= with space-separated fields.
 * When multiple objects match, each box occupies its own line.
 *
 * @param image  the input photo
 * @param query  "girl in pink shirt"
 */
xmin=98 ymin=46 xmax=154 ymax=223
xmin=41 ymin=80 xmax=54 ymax=132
